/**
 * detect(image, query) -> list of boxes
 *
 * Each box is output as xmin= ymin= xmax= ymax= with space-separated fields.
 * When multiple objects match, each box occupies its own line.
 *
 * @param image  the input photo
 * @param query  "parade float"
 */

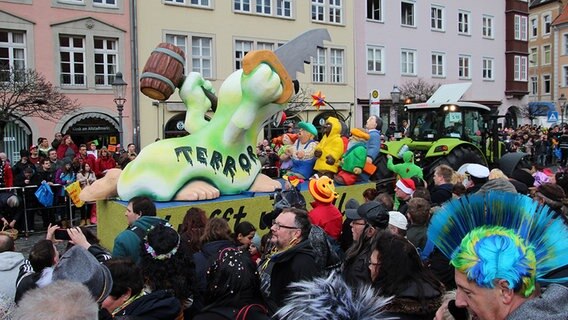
xmin=79 ymin=30 xmax=374 ymax=250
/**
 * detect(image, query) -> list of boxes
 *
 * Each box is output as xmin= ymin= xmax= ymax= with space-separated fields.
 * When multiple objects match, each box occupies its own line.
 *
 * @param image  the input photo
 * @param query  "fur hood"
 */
xmin=275 ymin=271 xmax=391 ymax=320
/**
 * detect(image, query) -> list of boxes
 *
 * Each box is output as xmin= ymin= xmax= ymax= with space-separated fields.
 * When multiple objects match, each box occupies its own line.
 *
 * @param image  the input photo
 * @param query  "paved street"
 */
xmin=13 ymin=225 xmax=98 ymax=259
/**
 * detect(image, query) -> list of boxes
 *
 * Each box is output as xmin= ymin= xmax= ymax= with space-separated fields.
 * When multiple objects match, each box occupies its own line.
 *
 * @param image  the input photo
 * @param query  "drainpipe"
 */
xmin=130 ymin=0 xmax=140 ymax=148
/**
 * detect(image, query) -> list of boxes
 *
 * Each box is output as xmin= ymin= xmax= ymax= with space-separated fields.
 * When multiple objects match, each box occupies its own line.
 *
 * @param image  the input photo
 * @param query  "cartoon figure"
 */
xmin=308 ymin=175 xmax=342 ymax=241
xmin=286 ymin=121 xmax=319 ymax=179
xmin=275 ymin=133 xmax=298 ymax=174
xmin=386 ymin=151 xmax=423 ymax=179
xmin=313 ymin=117 xmax=344 ymax=178
xmin=335 ymin=128 xmax=369 ymax=186
xmin=81 ymin=50 xmax=293 ymax=201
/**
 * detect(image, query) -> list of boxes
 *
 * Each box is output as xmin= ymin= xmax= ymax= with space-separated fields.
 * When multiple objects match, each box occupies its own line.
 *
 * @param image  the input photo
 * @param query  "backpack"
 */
xmin=308 ymin=225 xmax=344 ymax=271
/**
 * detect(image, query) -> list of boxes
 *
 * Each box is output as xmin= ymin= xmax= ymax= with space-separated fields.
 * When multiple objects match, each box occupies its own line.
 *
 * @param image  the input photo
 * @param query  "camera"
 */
xmin=54 ymin=228 xmax=71 ymax=241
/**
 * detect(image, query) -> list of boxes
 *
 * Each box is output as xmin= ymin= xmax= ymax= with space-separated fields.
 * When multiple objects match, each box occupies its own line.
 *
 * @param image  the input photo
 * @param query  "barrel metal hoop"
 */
xmin=152 ymin=47 xmax=185 ymax=65
xmin=140 ymin=72 xmax=176 ymax=91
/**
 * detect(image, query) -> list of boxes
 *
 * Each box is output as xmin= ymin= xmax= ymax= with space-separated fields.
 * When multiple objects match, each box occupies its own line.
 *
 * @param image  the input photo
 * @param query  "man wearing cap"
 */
xmin=395 ymin=178 xmax=416 ymax=215
xmin=28 ymin=145 xmax=40 ymax=165
xmin=462 ymin=163 xmax=489 ymax=194
xmin=335 ymin=128 xmax=370 ymax=185
xmin=308 ymin=176 xmax=342 ymax=240
xmin=288 ymin=121 xmax=319 ymax=179
xmin=388 ymin=211 xmax=408 ymax=237
xmin=342 ymin=200 xmax=389 ymax=288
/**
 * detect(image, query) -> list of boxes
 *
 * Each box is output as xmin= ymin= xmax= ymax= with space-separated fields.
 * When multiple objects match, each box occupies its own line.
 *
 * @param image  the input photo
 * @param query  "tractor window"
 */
xmin=409 ymin=110 xmax=441 ymax=140
xmin=463 ymin=109 xmax=483 ymax=146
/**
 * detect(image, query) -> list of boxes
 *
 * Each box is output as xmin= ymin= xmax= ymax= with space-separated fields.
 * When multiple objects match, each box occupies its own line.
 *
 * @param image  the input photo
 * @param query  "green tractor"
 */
xmin=373 ymin=91 xmax=504 ymax=190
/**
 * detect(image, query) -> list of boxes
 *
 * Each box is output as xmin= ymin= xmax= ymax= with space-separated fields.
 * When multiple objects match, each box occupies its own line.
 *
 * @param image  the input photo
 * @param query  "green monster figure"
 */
xmin=82 ymin=51 xmax=293 ymax=201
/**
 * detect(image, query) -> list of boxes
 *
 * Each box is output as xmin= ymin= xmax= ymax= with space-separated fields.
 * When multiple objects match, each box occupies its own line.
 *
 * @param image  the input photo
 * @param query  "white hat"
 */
xmin=466 ymin=163 xmax=490 ymax=179
xmin=388 ymin=211 xmax=408 ymax=231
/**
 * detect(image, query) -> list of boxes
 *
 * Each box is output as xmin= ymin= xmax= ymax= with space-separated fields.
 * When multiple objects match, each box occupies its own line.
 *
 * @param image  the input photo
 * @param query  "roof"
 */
xmin=552 ymin=4 xmax=568 ymax=26
xmin=530 ymin=0 xmax=558 ymax=9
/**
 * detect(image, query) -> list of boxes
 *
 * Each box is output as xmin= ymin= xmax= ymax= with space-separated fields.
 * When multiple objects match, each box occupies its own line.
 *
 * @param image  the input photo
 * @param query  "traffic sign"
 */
xmin=548 ymin=111 xmax=559 ymax=123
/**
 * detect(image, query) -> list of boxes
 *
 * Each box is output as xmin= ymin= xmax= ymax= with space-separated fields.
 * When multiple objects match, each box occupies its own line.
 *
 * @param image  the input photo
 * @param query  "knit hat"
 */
xmin=356 ymin=201 xmax=389 ymax=229
xmin=52 ymin=246 xmax=113 ymax=303
xmin=396 ymin=178 xmax=416 ymax=195
xmin=350 ymin=128 xmax=370 ymax=141
xmin=538 ymin=183 xmax=566 ymax=202
xmin=344 ymin=198 xmax=361 ymax=220
xmin=251 ymin=233 xmax=261 ymax=249
xmin=298 ymin=121 xmax=318 ymax=136
xmin=309 ymin=176 xmax=338 ymax=203
xmin=388 ymin=211 xmax=408 ymax=230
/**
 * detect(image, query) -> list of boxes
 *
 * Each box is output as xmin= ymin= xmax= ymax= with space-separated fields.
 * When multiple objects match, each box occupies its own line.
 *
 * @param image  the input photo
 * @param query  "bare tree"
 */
xmin=399 ymin=78 xmax=440 ymax=102
xmin=0 ymin=68 xmax=80 ymax=150
xmin=284 ymin=84 xmax=313 ymax=118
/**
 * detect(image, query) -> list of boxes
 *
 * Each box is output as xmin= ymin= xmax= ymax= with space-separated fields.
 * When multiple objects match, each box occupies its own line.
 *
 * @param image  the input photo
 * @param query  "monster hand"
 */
xmin=326 ymin=155 xmax=335 ymax=165
xmin=179 ymin=72 xmax=215 ymax=134
xmin=314 ymin=149 xmax=322 ymax=158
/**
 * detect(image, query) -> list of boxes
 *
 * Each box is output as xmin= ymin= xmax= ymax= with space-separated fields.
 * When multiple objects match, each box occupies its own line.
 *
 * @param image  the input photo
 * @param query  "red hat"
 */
xmin=29 ymin=144 xmax=38 ymax=150
xmin=396 ymin=178 xmax=416 ymax=195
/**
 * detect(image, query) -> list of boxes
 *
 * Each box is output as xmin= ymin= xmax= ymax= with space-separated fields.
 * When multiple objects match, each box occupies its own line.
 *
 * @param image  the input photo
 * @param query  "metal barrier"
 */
xmin=0 ymin=185 xmax=93 ymax=237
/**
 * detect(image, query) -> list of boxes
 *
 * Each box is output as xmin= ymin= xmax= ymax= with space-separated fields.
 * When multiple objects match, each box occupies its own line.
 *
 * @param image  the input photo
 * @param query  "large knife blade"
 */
xmin=274 ymin=28 xmax=331 ymax=79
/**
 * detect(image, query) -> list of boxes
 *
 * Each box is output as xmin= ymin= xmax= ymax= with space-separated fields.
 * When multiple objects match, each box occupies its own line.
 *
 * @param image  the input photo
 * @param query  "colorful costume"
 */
xmin=335 ymin=128 xmax=369 ymax=185
xmin=308 ymin=176 xmax=342 ymax=240
xmin=387 ymin=150 xmax=423 ymax=179
xmin=288 ymin=121 xmax=318 ymax=179
xmin=314 ymin=117 xmax=344 ymax=176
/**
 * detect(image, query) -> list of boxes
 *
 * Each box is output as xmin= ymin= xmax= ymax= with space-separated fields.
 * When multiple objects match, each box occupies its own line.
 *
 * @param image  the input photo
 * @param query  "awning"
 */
xmin=528 ymin=102 xmax=556 ymax=116
xmin=61 ymin=112 xmax=120 ymax=133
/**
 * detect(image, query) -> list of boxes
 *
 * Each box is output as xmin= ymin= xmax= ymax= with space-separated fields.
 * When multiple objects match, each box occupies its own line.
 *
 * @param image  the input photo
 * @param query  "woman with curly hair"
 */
xmin=140 ymin=223 xmax=196 ymax=319
xmin=179 ymin=207 xmax=208 ymax=254
xmin=369 ymin=231 xmax=444 ymax=319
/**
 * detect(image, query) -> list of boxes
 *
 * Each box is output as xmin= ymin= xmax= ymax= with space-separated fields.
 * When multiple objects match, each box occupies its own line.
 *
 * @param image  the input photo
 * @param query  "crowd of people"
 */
xmin=0 ymin=133 xmax=139 ymax=233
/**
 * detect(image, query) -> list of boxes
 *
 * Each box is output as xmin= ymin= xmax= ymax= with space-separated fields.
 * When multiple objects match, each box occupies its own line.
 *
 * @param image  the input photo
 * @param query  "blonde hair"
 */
xmin=488 ymin=168 xmax=507 ymax=180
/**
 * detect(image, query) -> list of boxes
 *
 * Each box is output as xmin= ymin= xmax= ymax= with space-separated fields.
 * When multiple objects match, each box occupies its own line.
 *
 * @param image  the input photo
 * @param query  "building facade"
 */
xmin=0 ymin=0 xmax=132 ymax=162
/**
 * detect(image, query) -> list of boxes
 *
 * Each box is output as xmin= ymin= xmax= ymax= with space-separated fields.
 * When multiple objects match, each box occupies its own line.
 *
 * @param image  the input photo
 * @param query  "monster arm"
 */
xmin=179 ymin=72 xmax=215 ymax=134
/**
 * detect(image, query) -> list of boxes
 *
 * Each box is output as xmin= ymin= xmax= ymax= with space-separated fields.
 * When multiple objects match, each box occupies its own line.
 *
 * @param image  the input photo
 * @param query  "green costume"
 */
xmin=387 ymin=150 xmax=423 ymax=179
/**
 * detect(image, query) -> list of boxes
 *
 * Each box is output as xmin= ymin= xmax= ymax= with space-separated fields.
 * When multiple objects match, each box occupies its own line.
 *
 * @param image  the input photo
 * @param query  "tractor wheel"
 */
xmin=432 ymin=144 xmax=486 ymax=178
xmin=371 ymin=154 xmax=393 ymax=181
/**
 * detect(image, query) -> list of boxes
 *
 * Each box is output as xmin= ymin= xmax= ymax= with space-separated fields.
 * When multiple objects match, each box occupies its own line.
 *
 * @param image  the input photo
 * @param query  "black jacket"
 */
xmin=342 ymin=241 xmax=372 ymax=288
xmin=259 ymin=239 xmax=319 ymax=314
xmin=99 ymin=290 xmax=181 ymax=320
xmin=429 ymin=183 xmax=453 ymax=206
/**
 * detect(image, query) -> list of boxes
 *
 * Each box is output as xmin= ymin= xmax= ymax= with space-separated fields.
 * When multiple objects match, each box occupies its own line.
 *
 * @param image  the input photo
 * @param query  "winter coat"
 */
xmin=0 ymin=251 xmax=25 ymax=300
xmin=342 ymin=241 xmax=372 ymax=288
xmin=259 ymin=239 xmax=319 ymax=314
xmin=340 ymin=142 xmax=367 ymax=173
xmin=314 ymin=117 xmax=344 ymax=174
xmin=96 ymin=156 xmax=117 ymax=178
xmin=193 ymin=240 xmax=237 ymax=299
xmin=407 ymin=224 xmax=428 ymax=251
xmin=110 ymin=290 xmax=182 ymax=320
xmin=476 ymin=178 xmax=517 ymax=195
xmin=380 ymin=279 xmax=443 ymax=320
xmin=112 ymin=216 xmax=167 ymax=264
xmin=308 ymin=201 xmax=342 ymax=241
xmin=429 ymin=183 xmax=453 ymax=206
xmin=507 ymin=284 xmax=568 ymax=320
xmin=0 ymin=161 xmax=13 ymax=188
xmin=56 ymin=143 xmax=78 ymax=161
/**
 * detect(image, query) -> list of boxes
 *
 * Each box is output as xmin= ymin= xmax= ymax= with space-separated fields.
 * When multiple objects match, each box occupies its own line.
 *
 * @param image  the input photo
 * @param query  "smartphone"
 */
xmin=54 ymin=228 xmax=71 ymax=241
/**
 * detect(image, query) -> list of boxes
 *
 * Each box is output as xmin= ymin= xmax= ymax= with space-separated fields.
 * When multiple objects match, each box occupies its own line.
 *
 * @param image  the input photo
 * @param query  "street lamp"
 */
xmin=559 ymin=93 xmax=567 ymax=126
xmin=112 ymin=72 xmax=128 ymax=149
xmin=391 ymin=85 xmax=401 ymax=126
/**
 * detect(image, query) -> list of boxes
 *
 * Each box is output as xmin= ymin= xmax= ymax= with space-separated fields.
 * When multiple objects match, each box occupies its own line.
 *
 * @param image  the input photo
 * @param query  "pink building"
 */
xmin=1 ymin=0 xmax=132 ymax=162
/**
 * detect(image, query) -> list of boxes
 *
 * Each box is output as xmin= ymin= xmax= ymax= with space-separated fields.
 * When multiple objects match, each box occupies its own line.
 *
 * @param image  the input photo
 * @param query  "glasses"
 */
xmin=351 ymin=221 xmax=367 ymax=226
xmin=272 ymin=219 xmax=300 ymax=230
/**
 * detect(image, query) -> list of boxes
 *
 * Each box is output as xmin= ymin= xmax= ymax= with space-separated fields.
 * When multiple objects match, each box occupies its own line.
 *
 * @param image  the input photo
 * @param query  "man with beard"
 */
xmin=259 ymin=208 xmax=319 ymax=314
xmin=286 ymin=121 xmax=319 ymax=179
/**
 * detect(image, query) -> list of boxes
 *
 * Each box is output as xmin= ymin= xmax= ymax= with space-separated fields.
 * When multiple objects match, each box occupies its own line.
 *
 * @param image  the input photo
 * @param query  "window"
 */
xmin=514 ymin=15 xmax=527 ymax=41
xmin=543 ymin=74 xmax=551 ymax=93
xmin=482 ymin=57 xmax=494 ymax=80
xmin=458 ymin=11 xmax=470 ymax=35
xmin=564 ymin=66 xmax=568 ymax=86
xmin=94 ymin=38 xmax=117 ymax=86
xmin=543 ymin=14 xmax=551 ymax=35
xmin=59 ymin=35 xmax=86 ymax=86
xmin=93 ymin=0 xmax=117 ymax=6
xmin=367 ymin=0 xmax=382 ymax=21
xmin=514 ymin=56 xmax=528 ymax=81
xmin=530 ymin=76 xmax=537 ymax=95
xmin=256 ymin=0 xmax=271 ymax=14
xmin=564 ymin=34 xmax=568 ymax=55
xmin=257 ymin=42 xmax=274 ymax=51
xmin=311 ymin=0 xmax=343 ymax=24
xmin=166 ymin=34 xmax=213 ymax=78
xmin=234 ymin=0 xmax=251 ymax=12
xmin=431 ymin=6 xmax=444 ymax=31
xmin=431 ymin=52 xmax=445 ymax=77
xmin=276 ymin=0 xmax=292 ymax=17
xmin=482 ymin=15 xmax=493 ymax=38
xmin=0 ymin=30 xmax=26 ymax=81
xmin=401 ymin=2 xmax=415 ymax=27
xmin=401 ymin=49 xmax=416 ymax=75
xmin=530 ymin=17 xmax=538 ymax=38
xmin=530 ymin=47 xmax=537 ymax=66
xmin=543 ymin=45 xmax=551 ymax=65
xmin=458 ymin=55 xmax=471 ymax=79
xmin=367 ymin=45 xmax=384 ymax=73
xmin=234 ymin=39 xmax=281 ymax=71
xmin=311 ymin=47 xmax=344 ymax=83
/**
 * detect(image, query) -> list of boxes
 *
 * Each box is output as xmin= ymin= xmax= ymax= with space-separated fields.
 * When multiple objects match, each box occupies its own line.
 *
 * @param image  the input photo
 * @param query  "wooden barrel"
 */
xmin=140 ymin=43 xmax=185 ymax=101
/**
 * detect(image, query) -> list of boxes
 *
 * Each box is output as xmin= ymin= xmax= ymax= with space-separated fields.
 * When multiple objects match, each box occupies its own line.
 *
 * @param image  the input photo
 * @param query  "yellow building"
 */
xmin=135 ymin=1 xmax=355 ymax=147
